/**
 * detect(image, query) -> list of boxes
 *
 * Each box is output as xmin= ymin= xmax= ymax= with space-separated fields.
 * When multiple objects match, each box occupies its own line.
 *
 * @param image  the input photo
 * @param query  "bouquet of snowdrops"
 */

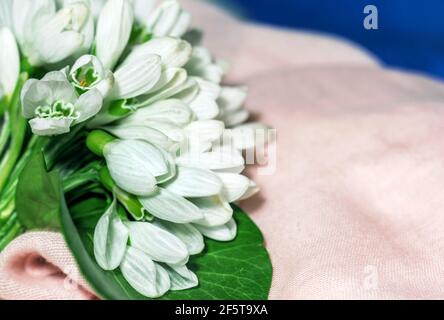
xmin=0 ymin=0 xmax=271 ymax=299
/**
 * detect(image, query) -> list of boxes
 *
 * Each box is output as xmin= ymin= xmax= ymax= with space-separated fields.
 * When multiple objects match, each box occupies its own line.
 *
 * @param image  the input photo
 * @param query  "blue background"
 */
xmin=216 ymin=0 xmax=444 ymax=79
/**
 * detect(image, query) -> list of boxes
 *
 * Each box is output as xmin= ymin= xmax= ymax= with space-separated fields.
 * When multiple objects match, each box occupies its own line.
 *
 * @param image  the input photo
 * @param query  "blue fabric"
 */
xmin=217 ymin=0 xmax=444 ymax=79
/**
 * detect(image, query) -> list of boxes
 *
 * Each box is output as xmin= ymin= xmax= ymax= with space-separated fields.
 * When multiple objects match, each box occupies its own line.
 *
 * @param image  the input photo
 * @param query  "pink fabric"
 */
xmin=2 ymin=0 xmax=444 ymax=299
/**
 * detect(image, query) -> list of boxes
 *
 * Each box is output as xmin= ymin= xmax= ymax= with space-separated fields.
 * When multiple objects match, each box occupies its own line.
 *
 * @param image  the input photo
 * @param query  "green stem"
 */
xmin=0 ymin=112 xmax=10 ymax=157
xmin=0 ymin=73 xmax=29 ymax=194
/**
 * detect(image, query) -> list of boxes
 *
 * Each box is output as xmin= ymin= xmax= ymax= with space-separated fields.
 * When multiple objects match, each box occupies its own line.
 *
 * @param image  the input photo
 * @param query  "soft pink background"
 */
xmin=3 ymin=0 xmax=444 ymax=299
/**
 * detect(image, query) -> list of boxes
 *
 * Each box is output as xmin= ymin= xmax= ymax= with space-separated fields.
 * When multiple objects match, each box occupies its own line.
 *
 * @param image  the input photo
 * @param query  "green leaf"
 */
xmin=15 ymin=151 xmax=61 ymax=230
xmin=61 ymin=194 xmax=272 ymax=300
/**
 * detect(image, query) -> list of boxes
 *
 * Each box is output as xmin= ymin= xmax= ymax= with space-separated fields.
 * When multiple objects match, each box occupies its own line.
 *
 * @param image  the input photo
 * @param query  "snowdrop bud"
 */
xmin=110 ymin=53 xmax=162 ymax=100
xmin=120 ymin=246 xmax=171 ymax=298
xmin=103 ymin=139 xmax=170 ymax=196
xmin=0 ymin=27 xmax=19 ymax=98
xmin=33 ymin=2 xmax=90 ymax=65
xmin=129 ymin=37 xmax=192 ymax=68
xmin=96 ymin=0 xmax=134 ymax=69
xmin=131 ymin=0 xmax=156 ymax=25
xmin=126 ymin=221 xmax=189 ymax=265
xmin=194 ymin=218 xmax=237 ymax=242
xmin=146 ymin=0 xmax=191 ymax=38
xmin=164 ymin=264 xmax=198 ymax=291
xmin=93 ymin=200 xmax=129 ymax=270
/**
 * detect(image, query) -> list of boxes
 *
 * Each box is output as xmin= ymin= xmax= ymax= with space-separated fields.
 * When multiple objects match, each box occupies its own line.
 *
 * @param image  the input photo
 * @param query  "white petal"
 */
xmin=120 ymin=246 xmax=171 ymax=298
xmin=130 ymin=37 xmax=192 ymax=68
xmin=189 ymin=78 xmax=220 ymax=120
xmin=222 ymin=109 xmax=250 ymax=127
xmin=0 ymin=0 xmax=13 ymax=29
xmin=163 ymin=166 xmax=222 ymax=198
xmin=154 ymin=220 xmax=204 ymax=255
xmin=177 ymin=149 xmax=245 ymax=172
xmin=216 ymin=173 xmax=250 ymax=203
xmin=169 ymin=10 xmax=191 ymax=38
xmin=21 ymin=80 xmax=51 ymax=118
xmin=34 ymin=3 xmax=89 ymax=64
xmin=96 ymin=0 xmax=133 ymax=69
xmin=123 ymin=99 xmax=192 ymax=126
xmin=74 ymin=88 xmax=103 ymax=123
xmin=126 ymin=221 xmax=189 ymax=265
xmin=218 ymin=86 xmax=247 ymax=113
xmin=104 ymin=140 xmax=168 ymax=196
xmin=192 ymin=196 xmax=233 ymax=227
xmin=29 ymin=117 xmax=74 ymax=136
xmin=111 ymin=54 xmax=162 ymax=99
xmin=147 ymin=0 xmax=180 ymax=37
xmin=194 ymin=218 xmax=237 ymax=241
xmin=239 ymin=180 xmax=260 ymax=201
xmin=93 ymin=200 xmax=129 ymax=270
xmin=95 ymin=72 xmax=115 ymax=97
xmin=135 ymin=68 xmax=189 ymax=106
xmin=103 ymin=125 xmax=176 ymax=151
xmin=139 ymin=187 xmax=203 ymax=223
xmin=132 ymin=0 xmax=156 ymax=25
xmin=0 ymin=27 xmax=19 ymax=96
xmin=164 ymin=264 xmax=198 ymax=291
xmin=185 ymin=120 xmax=225 ymax=153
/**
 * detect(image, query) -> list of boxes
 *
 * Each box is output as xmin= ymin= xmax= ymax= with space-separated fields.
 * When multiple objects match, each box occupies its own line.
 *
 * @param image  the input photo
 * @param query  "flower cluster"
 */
xmin=0 ymin=0 xmax=265 ymax=298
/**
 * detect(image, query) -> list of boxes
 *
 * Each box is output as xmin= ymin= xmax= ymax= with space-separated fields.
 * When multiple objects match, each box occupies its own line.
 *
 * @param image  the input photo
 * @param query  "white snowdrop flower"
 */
xmin=103 ymin=139 xmax=171 ymax=196
xmin=13 ymin=0 xmax=91 ymax=66
xmin=69 ymin=54 xmax=114 ymax=97
xmin=93 ymin=199 xmax=129 ymax=270
xmin=120 ymin=246 xmax=171 ymax=298
xmin=96 ymin=0 xmax=134 ymax=70
xmin=129 ymin=37 xmax=192 ymax=69
xmin=187 ymin=77 xmax=221 ymax=120
xmin=125 ymin=221 xmax=189 ymax=265
xmin=145 ymin=0 xmax=191 ymax=38
xmin=153 ymin=220 xmax=204 ymax=255
xmin=185 ymin=46 xmax=225 ymax=83
xmin=164 ymin=264 xmax=198 ymax=291
xmin=217 ymin=86 xmax=249 ymax=127
xmin=21 ymin=71 xmax=103 ymax=135
xmin=109 ymin=53 xmax=162 ymax=100
xmin=194 ymin=218 xmax=237 ymax=242
xmin=0 ymin=27 xmax=19 ymax=99
xmin=130 ymin=0 xmax=156 ymax=25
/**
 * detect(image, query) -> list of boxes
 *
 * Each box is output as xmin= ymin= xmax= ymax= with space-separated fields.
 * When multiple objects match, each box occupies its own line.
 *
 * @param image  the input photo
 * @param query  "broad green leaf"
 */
xmin=61 ymin=195 xmax=272 ymax=300
xmin=15 ymin=152 xmax=61 ymax=230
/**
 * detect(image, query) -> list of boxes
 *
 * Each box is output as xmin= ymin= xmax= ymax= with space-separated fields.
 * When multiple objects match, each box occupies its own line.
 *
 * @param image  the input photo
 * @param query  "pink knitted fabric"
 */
xmin=4 ymin=0 xmax=444 ymax=300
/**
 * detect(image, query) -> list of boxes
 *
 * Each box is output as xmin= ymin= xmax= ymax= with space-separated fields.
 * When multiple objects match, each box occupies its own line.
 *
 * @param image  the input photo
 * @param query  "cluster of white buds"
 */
xmin=0 ymin=0 xmax=266 ymax=298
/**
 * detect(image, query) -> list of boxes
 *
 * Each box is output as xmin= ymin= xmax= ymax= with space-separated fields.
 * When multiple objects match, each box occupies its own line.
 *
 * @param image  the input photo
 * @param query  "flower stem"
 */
xmin=0 ymin=73 xmax=29 ymax=195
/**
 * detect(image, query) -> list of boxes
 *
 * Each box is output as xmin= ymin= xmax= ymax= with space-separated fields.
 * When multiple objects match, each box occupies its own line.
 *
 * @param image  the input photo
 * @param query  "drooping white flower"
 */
xmin=145 ymin=0 xmax=191 ymax=38
xmin=0 ymin=27 xmax=19 ymax=99
xmin=96 ymin=0 xmax=134 ymax=70
xmin=13 ymin=0 xmax=91 ymax=66
xmin=185 ymin=46 xmax=225 ymax=83
xmin=21 ymin=71 xmax=103 ymax=135
xmin=120 ymin=246 xmax=171 ymax=298
xmin=68 ymin=54 xmax=114 ymax=96
xmin=103 ymin=139 xmax=170 ymax=196
xmin=93 ymin=199 xmax=129 ymax=270
xmin=126 ymin=221 xmax=189 ymax=265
